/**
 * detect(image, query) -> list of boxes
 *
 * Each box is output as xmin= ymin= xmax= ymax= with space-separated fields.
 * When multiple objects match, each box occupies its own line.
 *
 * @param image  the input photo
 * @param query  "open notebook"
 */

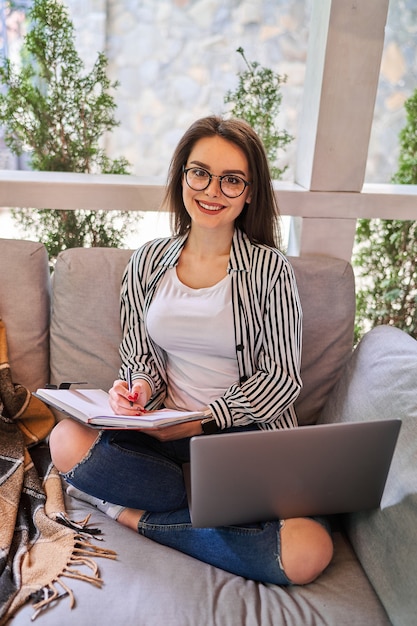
xmin=35 ymin=388 xmax=208 ymax=429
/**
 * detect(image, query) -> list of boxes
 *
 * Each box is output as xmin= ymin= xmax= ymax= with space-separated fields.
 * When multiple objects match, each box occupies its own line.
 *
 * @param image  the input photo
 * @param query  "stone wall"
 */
xmin=66 ymin=0 xmax=310 ymax=180
xmin=366 ymin=0 xmax=417 ymax=182
xmin=66 ymin=0 xmax=417 ymax=185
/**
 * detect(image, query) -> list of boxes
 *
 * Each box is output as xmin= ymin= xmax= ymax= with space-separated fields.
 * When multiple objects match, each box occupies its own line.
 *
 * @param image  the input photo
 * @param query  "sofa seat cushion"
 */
xmin=12 ymin=495 xmax=390 ymax=626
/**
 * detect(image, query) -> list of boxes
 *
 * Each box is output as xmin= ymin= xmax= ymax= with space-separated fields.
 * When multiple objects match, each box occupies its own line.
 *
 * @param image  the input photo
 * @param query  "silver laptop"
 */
xmin=183 ymin=419 xmax=401 ymax=528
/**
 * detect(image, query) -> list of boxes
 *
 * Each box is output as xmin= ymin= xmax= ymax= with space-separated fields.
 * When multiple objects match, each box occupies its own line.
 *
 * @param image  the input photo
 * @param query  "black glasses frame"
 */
xmin=183 ymin=166 xmax=251 ymax=198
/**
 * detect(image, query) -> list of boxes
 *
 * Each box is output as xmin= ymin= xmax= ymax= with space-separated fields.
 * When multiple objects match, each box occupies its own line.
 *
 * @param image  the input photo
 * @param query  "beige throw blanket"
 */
xmin=0 ymin=319 xmax=116 ymax=624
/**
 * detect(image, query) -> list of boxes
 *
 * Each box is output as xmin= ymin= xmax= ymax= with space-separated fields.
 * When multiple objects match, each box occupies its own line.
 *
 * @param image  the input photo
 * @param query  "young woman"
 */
xmin=50 ymin=116 xmax=333 ymax=585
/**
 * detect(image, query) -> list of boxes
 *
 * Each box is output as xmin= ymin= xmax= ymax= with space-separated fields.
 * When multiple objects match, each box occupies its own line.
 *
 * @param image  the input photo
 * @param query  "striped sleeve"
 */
xmin=118 ymin=241 xmax=168 ymax=403
xmin=209 ymin=246 xmax=302 ymax=431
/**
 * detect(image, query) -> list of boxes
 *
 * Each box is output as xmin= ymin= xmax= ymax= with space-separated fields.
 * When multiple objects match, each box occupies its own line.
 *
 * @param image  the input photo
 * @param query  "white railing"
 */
xmin=1 ymin=169 xmax=416 ymax=218
xmin=1 ymin=169 xmax=417 ymax=262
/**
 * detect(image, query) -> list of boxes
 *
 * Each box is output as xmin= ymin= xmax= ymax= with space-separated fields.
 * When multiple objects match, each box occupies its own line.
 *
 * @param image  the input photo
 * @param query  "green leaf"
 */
xmin=224 ymin=47 xmax=293 ymax=179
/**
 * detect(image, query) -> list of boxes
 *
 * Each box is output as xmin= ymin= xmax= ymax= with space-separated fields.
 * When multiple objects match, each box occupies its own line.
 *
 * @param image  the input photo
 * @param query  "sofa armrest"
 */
xmin=319 ymin=325 xmax=417 ymax=626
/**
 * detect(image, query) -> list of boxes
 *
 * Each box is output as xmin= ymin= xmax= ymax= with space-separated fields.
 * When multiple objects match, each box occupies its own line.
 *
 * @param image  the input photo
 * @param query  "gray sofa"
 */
xmin=1 ymin=237 xmax=416 ymax=626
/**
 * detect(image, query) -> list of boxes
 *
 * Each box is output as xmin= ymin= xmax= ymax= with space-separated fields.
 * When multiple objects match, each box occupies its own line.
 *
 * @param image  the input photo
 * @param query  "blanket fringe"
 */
xmin=30 ymin=579 xmax=74 ymax=620
xmin=29 ymin=535 xmax=117 ymax=621
xmin=63 ymin=537 xmax=117 ymax=587
xmin=73 ymin=539 xmax=117 ymax=559
xmin=55 ymin=511 xmax=103 ymax=536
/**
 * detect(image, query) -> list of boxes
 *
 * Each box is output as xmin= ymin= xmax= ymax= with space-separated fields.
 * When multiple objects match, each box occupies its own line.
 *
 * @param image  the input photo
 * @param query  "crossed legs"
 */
xmin=50 ymin=419 xmax=333 ymax=585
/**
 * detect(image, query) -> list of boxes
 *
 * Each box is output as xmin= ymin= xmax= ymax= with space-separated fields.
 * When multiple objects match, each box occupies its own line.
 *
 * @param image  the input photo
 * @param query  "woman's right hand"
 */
xmin=108 ymin=378 xmax=152 ymax=415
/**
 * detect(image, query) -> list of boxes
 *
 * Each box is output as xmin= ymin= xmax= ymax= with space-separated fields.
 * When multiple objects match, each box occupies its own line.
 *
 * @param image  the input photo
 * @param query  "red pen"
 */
xmin=127 ymin=366 xmax=133 ymax=406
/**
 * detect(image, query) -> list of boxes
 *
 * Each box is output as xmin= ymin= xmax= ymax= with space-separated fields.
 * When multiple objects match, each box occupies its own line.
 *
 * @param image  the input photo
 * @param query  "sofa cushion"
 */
xmin=50 ymin=247 xmax=133 ymax=391
xmin=290 ymin=255 xmax=355 ymax=425
xmin=0 ymin=239 xmax=50 ymax=391
xmin=319 ymin=325 xmax=417 ymax=626
xmin=50 ymin=249 xmax=355 ymax=424
xmin=12 ymin=494 xmax=390 ymax=626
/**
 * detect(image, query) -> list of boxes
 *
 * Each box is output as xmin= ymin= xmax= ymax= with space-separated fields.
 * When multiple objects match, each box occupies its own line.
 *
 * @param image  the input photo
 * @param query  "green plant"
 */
xmin=354 ymin=88 xmax=417 ymax=341
xmin=0 ymin=0 xmax=134 ymax=261
xmin=224 ymin=47 xmax=293 ymax=179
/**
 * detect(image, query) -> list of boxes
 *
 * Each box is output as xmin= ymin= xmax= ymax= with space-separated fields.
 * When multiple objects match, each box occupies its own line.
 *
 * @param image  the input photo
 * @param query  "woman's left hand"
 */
xmin=148 ymin=419 xmax=203 ymax=442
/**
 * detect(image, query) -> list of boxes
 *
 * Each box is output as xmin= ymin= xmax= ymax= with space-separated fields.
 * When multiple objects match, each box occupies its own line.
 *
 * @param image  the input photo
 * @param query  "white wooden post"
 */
xmin=289 ymin=0 xmax=390 ymax=260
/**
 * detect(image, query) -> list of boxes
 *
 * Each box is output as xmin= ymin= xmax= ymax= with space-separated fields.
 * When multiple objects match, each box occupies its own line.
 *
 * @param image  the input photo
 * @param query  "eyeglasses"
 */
xmin=183 ymin=166 xmax=251 ymax=198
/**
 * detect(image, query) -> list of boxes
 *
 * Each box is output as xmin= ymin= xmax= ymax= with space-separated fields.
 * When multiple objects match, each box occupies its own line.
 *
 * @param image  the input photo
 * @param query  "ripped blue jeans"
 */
xmin=62 ymin=428 xmax=329 ymax=584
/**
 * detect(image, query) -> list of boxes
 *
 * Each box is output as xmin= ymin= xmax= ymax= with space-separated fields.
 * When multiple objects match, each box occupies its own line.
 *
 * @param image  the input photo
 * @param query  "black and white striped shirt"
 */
xmin=119 ymin=228 xmax=302 ymax=431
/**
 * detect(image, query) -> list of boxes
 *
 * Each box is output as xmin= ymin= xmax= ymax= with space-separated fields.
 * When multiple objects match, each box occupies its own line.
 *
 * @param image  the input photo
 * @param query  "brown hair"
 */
xmin=163 ymin=116 xmax=282 ymax=249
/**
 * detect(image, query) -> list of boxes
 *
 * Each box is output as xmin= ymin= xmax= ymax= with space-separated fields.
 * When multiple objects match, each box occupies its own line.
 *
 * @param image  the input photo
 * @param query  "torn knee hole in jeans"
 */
xmin=276 ymin=519 xmax=285 ymax=571
xmin=61 ymin=430 xmax=103 ymax=480
xmin=276 ymin=520 xmax=294 ymax=584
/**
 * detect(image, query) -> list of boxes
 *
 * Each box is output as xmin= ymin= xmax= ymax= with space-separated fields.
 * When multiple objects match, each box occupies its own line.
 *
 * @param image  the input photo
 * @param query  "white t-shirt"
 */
xmin=146 ymin=267 xmax=239 ymax=411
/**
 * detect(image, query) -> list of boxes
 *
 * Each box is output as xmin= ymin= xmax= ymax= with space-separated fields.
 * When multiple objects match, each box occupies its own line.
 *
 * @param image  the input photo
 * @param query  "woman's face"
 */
xmin=182 ymin=135 xmax=252 ymax=235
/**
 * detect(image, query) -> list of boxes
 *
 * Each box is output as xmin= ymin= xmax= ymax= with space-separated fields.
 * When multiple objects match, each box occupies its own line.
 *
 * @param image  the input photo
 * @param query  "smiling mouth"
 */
xmin=197 ymin=200 xmax=225 ymax=212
